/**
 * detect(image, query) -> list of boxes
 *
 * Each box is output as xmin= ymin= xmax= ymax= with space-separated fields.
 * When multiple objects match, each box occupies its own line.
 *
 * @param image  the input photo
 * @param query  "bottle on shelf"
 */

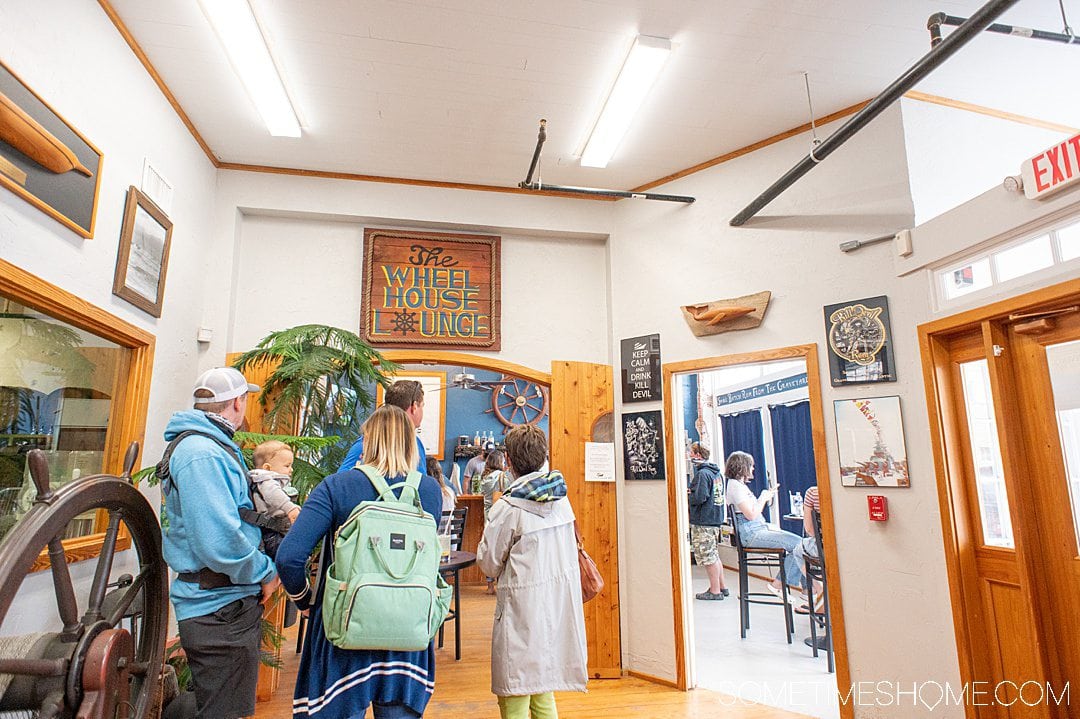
xmin=473 ymin=431 xmax=481 ymax=446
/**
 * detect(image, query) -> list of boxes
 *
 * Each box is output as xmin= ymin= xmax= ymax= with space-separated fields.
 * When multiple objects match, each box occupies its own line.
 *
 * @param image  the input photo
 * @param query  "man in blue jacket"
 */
xmin=338 ymin=379 xmax=427 ymax=472
xmin=161 ymin=367 xmax=280 ymax=719
xmin=688 ymin=442 xmax=729 ymax=601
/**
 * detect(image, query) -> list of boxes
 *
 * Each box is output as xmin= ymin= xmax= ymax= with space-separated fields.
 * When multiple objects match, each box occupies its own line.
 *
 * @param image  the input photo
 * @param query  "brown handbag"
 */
xmin=574 ymin=521 xmax=605 ymax=602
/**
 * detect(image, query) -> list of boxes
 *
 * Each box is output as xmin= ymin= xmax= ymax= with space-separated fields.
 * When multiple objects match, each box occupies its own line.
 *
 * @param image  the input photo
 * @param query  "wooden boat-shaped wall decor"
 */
xmin=0 ymin=58 xmax=102 ymax=238
xmin=681 ymin=290 xmax=771 ymax=337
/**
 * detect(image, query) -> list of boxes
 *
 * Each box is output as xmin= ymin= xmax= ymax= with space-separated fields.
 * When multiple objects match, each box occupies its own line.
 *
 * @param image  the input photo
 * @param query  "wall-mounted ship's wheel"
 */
xmin=491 ymin=377 xmax=549 ymax=427
xmin=0 ymin=445 xmax=168 ymax=719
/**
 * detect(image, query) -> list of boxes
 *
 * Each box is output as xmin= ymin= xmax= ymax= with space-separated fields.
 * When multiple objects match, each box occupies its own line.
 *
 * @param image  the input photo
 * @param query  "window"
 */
xmin=0 ymin=300 xmax=130 ymax=543
xmin=959 ymin=360 xmax=1014 ymax=549
xmin=0 ymin=258 xmax=153 ymax=570
xmin=993 ymin=234 xmax=1053 ymax=283
xmin=1059 ymin=220 xmax=1080 ymax=262
xmin=934 ymin=217 xmax=1080 ymax=308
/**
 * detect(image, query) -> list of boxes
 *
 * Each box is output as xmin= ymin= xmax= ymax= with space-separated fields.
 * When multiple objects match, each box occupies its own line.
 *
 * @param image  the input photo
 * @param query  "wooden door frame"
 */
xmin=661 ymin=343 xmax=852 ymax=710
xmin=919 ymin=277 xmax=1080 ymax=713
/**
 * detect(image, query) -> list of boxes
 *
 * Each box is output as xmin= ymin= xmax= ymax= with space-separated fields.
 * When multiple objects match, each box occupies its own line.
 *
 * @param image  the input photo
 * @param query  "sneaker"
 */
xmin=804 ymin=635 xmax=829 ymax=650
xmin=720 ymin=588 xmax=730 ymax=597
xmin=695 ymin=590 xmax=725 ymax=600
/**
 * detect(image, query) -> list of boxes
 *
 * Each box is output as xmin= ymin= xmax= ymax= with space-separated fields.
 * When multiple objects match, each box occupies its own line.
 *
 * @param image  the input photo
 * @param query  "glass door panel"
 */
xmin=959 ymin=360 xmax=1014 ymax=548
xmin=1045 ymin=339 xmax=1080 ymax=553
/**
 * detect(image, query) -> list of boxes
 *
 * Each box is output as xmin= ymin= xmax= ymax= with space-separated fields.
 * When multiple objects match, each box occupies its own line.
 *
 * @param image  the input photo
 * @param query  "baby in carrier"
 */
xmin=248 ymin=440 xmax=300 ymax=558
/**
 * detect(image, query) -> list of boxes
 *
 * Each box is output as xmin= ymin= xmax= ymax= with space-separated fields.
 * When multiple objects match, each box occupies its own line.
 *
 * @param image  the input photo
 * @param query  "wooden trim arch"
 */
xmin=379 ymin=350 xmax=551 ymax=387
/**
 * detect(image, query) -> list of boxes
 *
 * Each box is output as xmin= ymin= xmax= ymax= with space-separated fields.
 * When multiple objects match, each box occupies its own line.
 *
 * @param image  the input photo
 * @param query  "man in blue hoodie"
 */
xmin=161 ymin=367 xmax=279 ymax=719
xmin=688 ymin=442 xmax=729 ymax=601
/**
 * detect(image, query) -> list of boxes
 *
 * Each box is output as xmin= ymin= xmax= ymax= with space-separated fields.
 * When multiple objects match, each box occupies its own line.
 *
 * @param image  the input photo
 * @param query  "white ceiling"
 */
xmin=108 ymin=0 xmax=1080 ymax=190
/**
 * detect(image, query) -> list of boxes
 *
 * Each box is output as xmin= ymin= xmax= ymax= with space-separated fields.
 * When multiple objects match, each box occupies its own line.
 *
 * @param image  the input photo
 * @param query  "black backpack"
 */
xmin=156 ymin=430 xmax=292 ymax=559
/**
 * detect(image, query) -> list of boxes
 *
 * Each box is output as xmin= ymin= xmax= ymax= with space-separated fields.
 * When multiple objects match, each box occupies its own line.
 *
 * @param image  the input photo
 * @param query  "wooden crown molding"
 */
xmin=102 ymin=1 xmax=1075 ymax=205
xmin=97 ymin=0 xmax=219 ymax=167
xmin=631 ymin=100 xmax=872 ymax=193
xmin=902 ymin=91 xmax=1079 ymax=136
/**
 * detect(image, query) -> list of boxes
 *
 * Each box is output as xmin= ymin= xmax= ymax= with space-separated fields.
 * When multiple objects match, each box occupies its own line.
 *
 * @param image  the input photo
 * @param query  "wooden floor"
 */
xmin=256 ymin=584 xmax=814 ymax=718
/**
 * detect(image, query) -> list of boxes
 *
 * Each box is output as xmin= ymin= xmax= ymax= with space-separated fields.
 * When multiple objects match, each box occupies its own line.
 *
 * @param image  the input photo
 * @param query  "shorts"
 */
xmin=691 ymin=524 xmax=721 ymax=566
xmin=177 ymin=594 xmax=262 ymax=719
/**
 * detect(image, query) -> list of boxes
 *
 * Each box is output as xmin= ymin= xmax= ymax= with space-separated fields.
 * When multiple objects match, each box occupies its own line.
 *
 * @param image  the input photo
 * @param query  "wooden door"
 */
xmin=922 ymin=282 xmax=1080 ymax=718
xmin=1006 ymin=309 xmax=1080 ymax=693
xmin=928 ymin=330 xmax=1054 ymax=717
xmin=549 ymin=361 xmax=621 ymax=678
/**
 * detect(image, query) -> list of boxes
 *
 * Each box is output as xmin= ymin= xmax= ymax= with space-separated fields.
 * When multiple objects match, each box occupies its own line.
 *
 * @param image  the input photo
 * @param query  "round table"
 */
xmin=439 ymin=551 xmax=476 ymax=660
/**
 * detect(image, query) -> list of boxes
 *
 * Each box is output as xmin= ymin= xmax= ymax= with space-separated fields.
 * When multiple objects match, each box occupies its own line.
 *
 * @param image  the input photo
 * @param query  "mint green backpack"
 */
xmin=322 ymin=465 xmax=452 ymax=651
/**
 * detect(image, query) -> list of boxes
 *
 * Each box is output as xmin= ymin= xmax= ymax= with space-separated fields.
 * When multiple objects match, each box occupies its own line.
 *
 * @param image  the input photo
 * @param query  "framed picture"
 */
xmin=823 ymin=295 xmax=897 ymax=386
xmin=0 ymin=59 xmax=103 ymax=238
xmin=834 ymin=396 xmax=910 ymax=487
xmin=112 ymin=186 xmax=173 ymax=317
xmin=377 ymin=370 xmax=447 ymax=459
xmin=621 ymin=410 xmax=666 ymax=481
xmin=360 ymin=228 xmax=501 ymax=351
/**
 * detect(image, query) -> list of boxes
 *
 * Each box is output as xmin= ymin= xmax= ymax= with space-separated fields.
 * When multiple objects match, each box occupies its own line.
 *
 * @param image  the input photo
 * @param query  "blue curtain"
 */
xmin=719 ymin=410 xmax=769 ymax=521
xmin=769 ymin=401 xmax=817 ymax=535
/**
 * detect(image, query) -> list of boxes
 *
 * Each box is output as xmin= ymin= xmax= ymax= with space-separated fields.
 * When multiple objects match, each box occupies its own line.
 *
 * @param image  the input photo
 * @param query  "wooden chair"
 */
xmin=438 ymin=506 xmax=468 ymax=659
xmin=731 ymin=514 xmax=795 ymax=643
xmin=803 ymin=508 xmax=834 ymax=672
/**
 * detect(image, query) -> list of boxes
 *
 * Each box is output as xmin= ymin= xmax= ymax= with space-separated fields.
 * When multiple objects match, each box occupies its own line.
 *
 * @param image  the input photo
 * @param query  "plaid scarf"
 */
xmin=506 ymin=470 xmax=567 ymax=503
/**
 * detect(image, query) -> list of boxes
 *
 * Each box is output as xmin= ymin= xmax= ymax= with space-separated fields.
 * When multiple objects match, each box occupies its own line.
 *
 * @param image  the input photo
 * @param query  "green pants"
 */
xmin=497 ymin=692 xmax=557 ymax=719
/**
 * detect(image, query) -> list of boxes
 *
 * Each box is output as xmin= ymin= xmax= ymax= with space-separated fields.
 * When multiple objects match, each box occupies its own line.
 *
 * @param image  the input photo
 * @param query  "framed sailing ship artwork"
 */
xmin=823 ymin=295 xmax=896 ymax=386
xmin=834 ymin=396 xmax=910 ymax=488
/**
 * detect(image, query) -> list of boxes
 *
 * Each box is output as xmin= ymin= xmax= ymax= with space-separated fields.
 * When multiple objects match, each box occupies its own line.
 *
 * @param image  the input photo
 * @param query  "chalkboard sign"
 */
xmin=620 ymin=334 xmax=662 ymax=403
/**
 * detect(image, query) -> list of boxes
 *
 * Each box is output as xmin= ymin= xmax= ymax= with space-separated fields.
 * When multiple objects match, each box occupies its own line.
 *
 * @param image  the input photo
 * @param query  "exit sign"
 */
xmin=1021 ymin=133 xmax=1080 ymax=200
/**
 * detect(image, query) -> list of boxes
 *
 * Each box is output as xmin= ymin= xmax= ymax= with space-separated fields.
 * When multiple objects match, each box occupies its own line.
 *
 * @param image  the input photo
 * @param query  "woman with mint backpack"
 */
xmin=276 ymin=405 xmax=444 ymax=719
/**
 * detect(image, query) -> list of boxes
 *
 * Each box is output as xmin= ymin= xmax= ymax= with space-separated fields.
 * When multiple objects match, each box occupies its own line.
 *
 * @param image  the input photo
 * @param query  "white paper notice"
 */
xmin=584 ymin=442 xmax=616 ymax=482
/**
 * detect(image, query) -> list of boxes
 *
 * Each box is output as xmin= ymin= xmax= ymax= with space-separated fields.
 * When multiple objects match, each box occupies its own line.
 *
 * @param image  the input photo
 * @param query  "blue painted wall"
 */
xmin=387 ymin=364 xmax=549 ymax=482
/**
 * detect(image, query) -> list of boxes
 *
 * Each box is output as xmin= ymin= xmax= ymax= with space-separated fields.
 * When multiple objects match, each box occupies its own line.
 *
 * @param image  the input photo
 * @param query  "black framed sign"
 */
xmin=621 ymin=410 xmax=665 ymax=481
xmin=823 ymin=295 xmax=897 ymax=386
xmin=620 ymin=333 xmax=661 ymax=402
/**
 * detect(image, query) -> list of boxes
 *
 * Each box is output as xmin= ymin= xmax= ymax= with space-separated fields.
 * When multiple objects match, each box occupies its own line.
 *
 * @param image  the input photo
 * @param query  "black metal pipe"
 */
xmin=931 ymin=12 xmax=1079 ymax=47
xmin=519 ymin=182 xmax=695 ymax=203
xmin=521 ymin=119 xmax=547 ymax=187
xmin=729 ymin=0 xmax=1022 ymax=228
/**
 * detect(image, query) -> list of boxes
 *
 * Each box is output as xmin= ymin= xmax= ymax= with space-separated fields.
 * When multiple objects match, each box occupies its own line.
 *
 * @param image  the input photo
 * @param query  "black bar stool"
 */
xmin=803 ymin=509 xmax=833 ymax=672
xmin=730 ymin=514 xmax=795 ymax=642
xmin=438 ymin=506 xmax=468 ymax=659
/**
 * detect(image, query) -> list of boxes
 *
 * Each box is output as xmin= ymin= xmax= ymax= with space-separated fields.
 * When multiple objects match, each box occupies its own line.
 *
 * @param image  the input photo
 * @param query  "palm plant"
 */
xmin=231 ymin=325 xmax=397 ymax=499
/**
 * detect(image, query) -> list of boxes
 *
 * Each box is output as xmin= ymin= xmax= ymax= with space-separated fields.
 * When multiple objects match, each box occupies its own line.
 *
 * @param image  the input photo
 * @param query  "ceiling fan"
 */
xmin=447 ymin=370 xmax=515 ymax=392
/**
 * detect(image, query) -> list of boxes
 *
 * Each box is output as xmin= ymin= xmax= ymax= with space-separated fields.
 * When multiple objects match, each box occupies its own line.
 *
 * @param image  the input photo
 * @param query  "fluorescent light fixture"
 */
xmin=580 ymin=35 xmax=671 ymax=168
xmin=197 ymin=0 xmax=301 ymax=137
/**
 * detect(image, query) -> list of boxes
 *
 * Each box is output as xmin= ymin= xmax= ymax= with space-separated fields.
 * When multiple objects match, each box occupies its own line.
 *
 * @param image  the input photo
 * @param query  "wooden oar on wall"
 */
xmin=680 ymin=290 xmax=771 ymax=337
xmin=0 ymin=90 xmax=92 ymax=177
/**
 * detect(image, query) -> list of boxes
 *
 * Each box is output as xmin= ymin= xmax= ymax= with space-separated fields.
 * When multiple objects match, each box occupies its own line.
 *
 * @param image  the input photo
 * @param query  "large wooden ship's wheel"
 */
xmin=0 ymin=444 xmax=168 ymax=719
xmin=490 ymin=376 xmax=549 ymax=428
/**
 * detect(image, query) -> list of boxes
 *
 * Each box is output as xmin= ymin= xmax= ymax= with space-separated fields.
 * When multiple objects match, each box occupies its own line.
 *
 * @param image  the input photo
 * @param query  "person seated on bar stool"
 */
xmin=793 ymin=485 xmax=825 ymax=618
xmin=688 ymin=442 xmax=729 ymax=600
xmin=724 ymin=451 xmax=804 ymax=600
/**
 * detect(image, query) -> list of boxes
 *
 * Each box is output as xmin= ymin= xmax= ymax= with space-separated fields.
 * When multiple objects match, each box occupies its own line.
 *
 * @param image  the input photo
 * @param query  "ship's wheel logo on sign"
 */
xmin=828 ymin=303 xmax=886 ymax=366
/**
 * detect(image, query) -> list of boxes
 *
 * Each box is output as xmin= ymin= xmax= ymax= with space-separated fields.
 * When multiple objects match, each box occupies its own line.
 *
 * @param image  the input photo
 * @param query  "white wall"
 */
xmin=608 ymin=104 xmax=967 ymax=715
xmin=0 ymin=0 xmax=218 ymax=633
xmin=901 ymin=98 xmax=1068 ymax=226
xmin=211 ymin=172 xmax=615 ymax=370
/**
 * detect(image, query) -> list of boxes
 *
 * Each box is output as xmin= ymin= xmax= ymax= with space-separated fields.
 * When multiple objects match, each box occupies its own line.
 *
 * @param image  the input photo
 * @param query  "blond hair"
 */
xmin=362 ymin=404 xmax=419 ymax=477
xmin=253 ymin=440 xmax=291 ymax=467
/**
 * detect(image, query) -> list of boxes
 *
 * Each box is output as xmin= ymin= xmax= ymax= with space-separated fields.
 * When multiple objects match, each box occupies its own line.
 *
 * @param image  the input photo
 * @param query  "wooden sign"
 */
xmin=360 ymin=228 xmax=501 ymax=350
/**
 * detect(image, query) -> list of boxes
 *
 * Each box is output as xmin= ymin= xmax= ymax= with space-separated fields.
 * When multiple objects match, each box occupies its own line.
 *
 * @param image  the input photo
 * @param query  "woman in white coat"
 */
xmin=477 ymin=425 xmax=587 ymax=719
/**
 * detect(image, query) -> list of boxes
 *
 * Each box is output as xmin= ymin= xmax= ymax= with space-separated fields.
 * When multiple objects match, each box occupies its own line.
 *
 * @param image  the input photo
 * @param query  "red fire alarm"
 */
xmin=868 ymin=495 xmax=888 ymax=521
